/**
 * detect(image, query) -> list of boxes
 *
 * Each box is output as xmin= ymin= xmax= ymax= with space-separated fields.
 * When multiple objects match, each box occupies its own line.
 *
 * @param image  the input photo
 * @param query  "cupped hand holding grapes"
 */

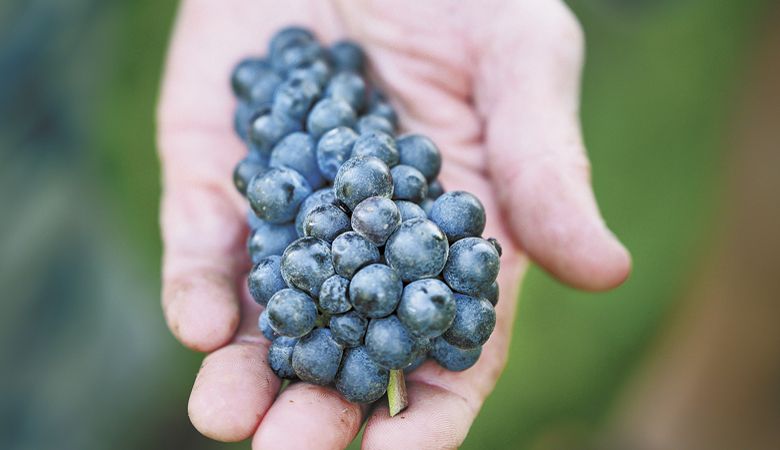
xmin=157 ymin=0 xmax=631 ymax=448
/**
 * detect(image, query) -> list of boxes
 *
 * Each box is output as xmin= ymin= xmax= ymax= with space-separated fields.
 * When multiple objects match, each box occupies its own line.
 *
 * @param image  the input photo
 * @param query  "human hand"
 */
xmin=157 ymin=0 xmax=631 ymax=448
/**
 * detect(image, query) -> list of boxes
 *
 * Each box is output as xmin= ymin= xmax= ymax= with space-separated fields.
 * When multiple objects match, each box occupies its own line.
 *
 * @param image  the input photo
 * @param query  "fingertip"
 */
xmin=552 ymin=226 xmax=632 ymax=291
xmin=361 ymin=382 xmax=473 ymax=450
xmin=164 ymin=271 xmax=241 ymax=352
xmin=188 ymin=343 xmax=278 ymax=442
xmin=252 ymin=383 xmax=363 ymax=450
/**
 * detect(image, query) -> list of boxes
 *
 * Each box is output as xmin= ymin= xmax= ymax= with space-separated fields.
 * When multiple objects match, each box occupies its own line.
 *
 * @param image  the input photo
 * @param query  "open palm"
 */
xmin=157 ymin=1 xmax=630 ymax=448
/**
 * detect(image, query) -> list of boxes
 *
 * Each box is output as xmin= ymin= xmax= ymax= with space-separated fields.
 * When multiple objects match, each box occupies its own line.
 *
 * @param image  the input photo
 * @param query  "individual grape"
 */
xmin=427 ymin=179 xmax=445 ymax=199
xmin=390 ymin=164 xmax=428 ymax=203
xmin=325 ymin=71 xmax=366 ymax=112
xmin=355 ymin=114 xmax=394 ymax=135
xmin=349 ymin=264 xmax=403 ymax=318
xmin=484 ymin=281 xmax=499 ymax=306
xmin=329 ymin=311 xmax=368 ymax=348
xmin=233 ymin=155 xmax=268 ymax=196
xmin=442 ymin=237 xmax=500 ymax=296
xmin=306 ymin=98 xmax=356 ymax=139
xmin=269 ymin=336 xmax=298 ymax=379
xmin=330 ymin=40 xmax=366 ymax=73
xmin=368 ymin=99 xmax=398 ymax=128
xmin=430 ymin=337 xmax=481 ymax=371
xmin=319 ymin=275 xmax=351 ymax=314
xmin=316 ymin=126 xmax=358 ymax=181
xmin=266 ymin=288 xmax=318 ymax=338
xmin=248 ymin=255 xmax=287 ymax=306
xmin=272 ymin=73 xmax=321 ymax=121
xmin=442 ymin=294 xmax=496 ymax=349
xmin=248 ymin=111 xmax=302 ymax=156
xmin=351 ymin=131 xmax=399 ymax=167
xmin=334 ymin=156 xmax=393 ymax=211
xmin=268 ymin=26 xmax=315 ymax=61
xmin=247 ymin=220 xmax=297 ymax=263
xmin=394 ymin=200 xmax=427 ymax=222
xmin=269 ymin=131 xmax=325 ymax=189
xmin=302 ymin=203 xmax=351 ymax=243
xmin=295 ymin=187 xmax=337 ymax=236
xmin=397 ymin=279 xmax=456 ymax=339
xmin=364 ymin=315 xmax=416 ymax=369
xmin=351 ymin=196 xmax=401 ymax=246
xmin=258 ymin=309 xmax=278 ymax=341
xmin=330 ymin=231 xmax=381 ymax=279
xmin=396 ymin=134 xmax=442 ymax=181
xmin=280 ymin=237 xmax=335 ymax=297
xmin=292 ymin=328 xmax=343 ymax=385
xmin=231 ymin=58 xmax=271 ymax=99
xmin=429 ymin=191 xmax=486 ymax=242
xmin=384 ymin=218 xmax=449 ymax=282
xmin=335 ymin=346 xmax=389 ymax=403
xmin=247 ymin=167 xmax=312 ymax=223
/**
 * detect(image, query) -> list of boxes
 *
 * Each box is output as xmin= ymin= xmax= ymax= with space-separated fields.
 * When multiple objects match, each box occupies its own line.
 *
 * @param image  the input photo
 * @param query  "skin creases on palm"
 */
xmin=158 ymin=0 xmax=628 ymax=448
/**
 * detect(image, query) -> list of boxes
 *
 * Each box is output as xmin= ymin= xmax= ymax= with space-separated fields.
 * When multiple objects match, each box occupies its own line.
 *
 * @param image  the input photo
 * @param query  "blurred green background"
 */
xmin=1 ymin=0 xmax=775 ymax=449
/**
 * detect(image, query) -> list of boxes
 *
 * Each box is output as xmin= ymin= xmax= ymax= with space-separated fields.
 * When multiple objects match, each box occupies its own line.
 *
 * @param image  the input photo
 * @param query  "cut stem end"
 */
xmin=387 ymin=369 xmax=408 ymax=417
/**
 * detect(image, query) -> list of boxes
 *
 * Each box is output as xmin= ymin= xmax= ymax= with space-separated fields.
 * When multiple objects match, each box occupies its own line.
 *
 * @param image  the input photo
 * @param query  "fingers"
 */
xmin=476 ymin=1 xmax=631 ymax=291
xmin=188 ymin=342 xmax=280 ymax=441
xmin=160 ymin=172 xmax=247 ymax=351
xmin=253 ymin=383 xmax=364 ymax=450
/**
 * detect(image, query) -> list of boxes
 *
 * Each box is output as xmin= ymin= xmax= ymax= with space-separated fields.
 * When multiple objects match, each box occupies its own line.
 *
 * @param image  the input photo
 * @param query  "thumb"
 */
xmin=477 ymin=2 xmax=631 ymax=291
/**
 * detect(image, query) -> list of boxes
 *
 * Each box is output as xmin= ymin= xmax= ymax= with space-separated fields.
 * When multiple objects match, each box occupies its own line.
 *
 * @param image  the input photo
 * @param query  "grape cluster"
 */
xmin=231 ymin=26 xmax=501 ymax=405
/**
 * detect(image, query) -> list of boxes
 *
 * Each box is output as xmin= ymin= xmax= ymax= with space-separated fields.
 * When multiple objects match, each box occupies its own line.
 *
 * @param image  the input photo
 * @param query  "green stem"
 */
xmin=387 ymin=369 xmax=408 ymax=417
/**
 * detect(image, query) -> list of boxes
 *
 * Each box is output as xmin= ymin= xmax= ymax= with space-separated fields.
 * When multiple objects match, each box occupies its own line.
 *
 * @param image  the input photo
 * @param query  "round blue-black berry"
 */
xmin=306 ymin=98 xmax=356 ymax=139
xmin=330 ymin=231 xmax=381 ymax=279
xmin=330 ymin=311 xmax=368 ymax=348
xmin=384 ymin=218 xmax=449 ymax=282
xmin=272 ymin=74 xmax=321 ymax=121
xmin=248 ymin=255 xmax=287 ymax=306
xmin=351 ymin=131 xmax=399 ymax=167
xmin=248 ymin=112 xmax=302 ymax=156
xmin=442 ymin=293 xmax=495 ymax=349
xmin=429 ymin=191 xmax=486 ymax=242
xmin=258 ymin=309 xmax=278 ymax=341
xmin=351 ymin=196 xmax=402 ymax=246
xmin=394 ymin=200 xmax=427 ymax=222
xmin=442 ymin=237 xmax=500 ymax=296
xmin=280 ymin=237 xmax=335 ymax=297
xmin=326 ymin=71 xmax=366 ymax=112
xmin=349 ymin=264 xmax=403 ymax=318
xmin=316 ymin=126 xmax=358 ymax=181
xmin=335 ymin=346 xmax=389 ymax=403
xmin=397 ymin=279 xmax=456 ymax=339
xmin=268 ymin=336 xmax=298 ymax=379
xmin=295 ymin=187 xmax=337 ymax=236
xmin=302 ymin=203 xmax=351 ymax=243
xmin=364 ymin=315 xmax=416 ymax=369
xmin=390 ymin=164 xmax=428 ymax=203
xmin=247 ymin=167 xmax=312 ymax=223
xmin=396 ymin=134 xmax=442 ymax=181
xmin=330 ymin=40 xmax=366 ymax=73
xmin=430 ymin=337 xmax=481 ymax=371
xmin=356 ymin=114 xmax=394 ymax=135
xmin=318 ymin=275 xmax=351 ymax=314
xmin=233 ymin=155 xmax=268 ymax=196
xmin=247 ymin=220 xmax=298 ymax=263
xmin=270 ymin=132 xmax=325 ymax=189
xmin=334 ymin=156 xmax=393 ymax=211
xmin=266 ymin=288 xmax=318 ymax=338
xmin=292 ymin=328 xmax=343 ymax=385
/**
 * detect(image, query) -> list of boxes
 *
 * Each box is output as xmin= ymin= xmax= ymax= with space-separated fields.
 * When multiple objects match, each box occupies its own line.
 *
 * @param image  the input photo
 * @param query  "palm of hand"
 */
xmin=158 ymin=1 xmax=630 ymax=448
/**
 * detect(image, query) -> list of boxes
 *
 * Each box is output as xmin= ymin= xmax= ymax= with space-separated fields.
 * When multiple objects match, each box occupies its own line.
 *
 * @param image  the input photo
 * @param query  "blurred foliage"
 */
xmin=0 ymin=0 xmax=771 ymax=449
